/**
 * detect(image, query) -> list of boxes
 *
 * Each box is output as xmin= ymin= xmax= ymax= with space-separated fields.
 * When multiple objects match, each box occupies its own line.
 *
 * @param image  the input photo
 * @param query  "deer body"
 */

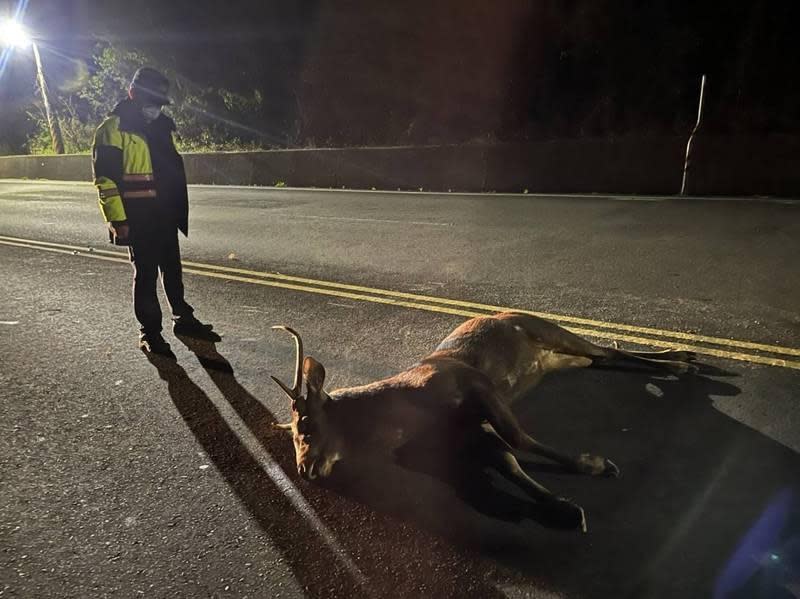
xmin=271 ymin=311 xmax=696 ymax=531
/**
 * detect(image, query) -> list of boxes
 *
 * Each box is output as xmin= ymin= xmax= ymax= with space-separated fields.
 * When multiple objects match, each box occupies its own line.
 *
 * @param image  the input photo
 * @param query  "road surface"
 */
xmin=1 ymin=180 xmax=799 ymax=598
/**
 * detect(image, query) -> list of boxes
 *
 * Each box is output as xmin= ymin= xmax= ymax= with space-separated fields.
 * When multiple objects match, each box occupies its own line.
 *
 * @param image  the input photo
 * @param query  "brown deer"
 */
xmin=270 ymin=311 xmax=697 ymax=531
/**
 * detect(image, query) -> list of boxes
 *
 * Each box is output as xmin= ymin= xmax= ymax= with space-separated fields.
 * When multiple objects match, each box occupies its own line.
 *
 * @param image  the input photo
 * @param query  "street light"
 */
xmin=1 ymin=18 xmax=65 ymax=154
xmin=1 ymin=18 xmax=30 ymax=48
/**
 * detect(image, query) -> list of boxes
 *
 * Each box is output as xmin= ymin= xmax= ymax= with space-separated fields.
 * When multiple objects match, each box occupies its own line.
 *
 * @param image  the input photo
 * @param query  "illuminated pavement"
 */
xmin=1 ymin=180 xmax=799 ymax=598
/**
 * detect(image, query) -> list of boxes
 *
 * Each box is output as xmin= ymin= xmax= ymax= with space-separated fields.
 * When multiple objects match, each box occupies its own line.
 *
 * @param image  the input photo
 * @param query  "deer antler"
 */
xmin=271 ymin=325 xmax=304 ymax=399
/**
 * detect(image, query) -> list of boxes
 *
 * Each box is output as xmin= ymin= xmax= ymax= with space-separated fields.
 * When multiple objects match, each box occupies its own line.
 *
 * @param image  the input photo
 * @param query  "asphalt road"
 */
xmin=1 ymin=180 xmax=799 ymax=599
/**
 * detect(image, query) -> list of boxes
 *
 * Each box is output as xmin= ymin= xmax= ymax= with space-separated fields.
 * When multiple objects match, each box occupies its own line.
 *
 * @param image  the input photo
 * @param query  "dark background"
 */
xmin=1 ymin=0 xmax=799 ymax=152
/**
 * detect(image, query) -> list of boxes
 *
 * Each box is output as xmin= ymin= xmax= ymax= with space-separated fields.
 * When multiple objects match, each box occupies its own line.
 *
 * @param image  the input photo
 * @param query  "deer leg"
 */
xmin=485 ymin=443 xmax=587 ymax=532
xmin=622 ymin=348 xmax=696 ymax=361
xmin=591 ymin=347 xmax=698 ymax=375
xmin=550 ymin=338 xmax=698 ymax=376
xmin=475 ymin=389 xmax=620 ymax=477
xmin=506 ymin=314 xmax=696 ymax=374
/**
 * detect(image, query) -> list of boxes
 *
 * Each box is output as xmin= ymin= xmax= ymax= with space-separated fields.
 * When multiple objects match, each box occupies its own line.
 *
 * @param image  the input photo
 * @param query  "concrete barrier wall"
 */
xmin=0 ymin=154 xmax=91 ymax=182
xmin=181 ymin=145 xmax=491 ymax=191
xmin=0 ymin=136 xmax=796 ymax=196
xmin=683 ymin=134 xmax=800 ymax=196
xmin=483 ymin=137 xmax=687 ymax=194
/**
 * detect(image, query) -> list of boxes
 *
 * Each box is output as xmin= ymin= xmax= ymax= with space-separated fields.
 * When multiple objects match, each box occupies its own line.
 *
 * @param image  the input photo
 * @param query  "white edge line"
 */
xmin=0 ymin=179 xmax=797 ymax=203
xmin=204 ymin=389 xmax=369 ymax=589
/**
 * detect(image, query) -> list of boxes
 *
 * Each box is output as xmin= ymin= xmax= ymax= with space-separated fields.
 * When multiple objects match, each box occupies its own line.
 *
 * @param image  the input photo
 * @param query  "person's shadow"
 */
xmin=150 ymin=339 xmax=800 ymax=599
xmin=144 ymin=348 xmax=370 ymax=597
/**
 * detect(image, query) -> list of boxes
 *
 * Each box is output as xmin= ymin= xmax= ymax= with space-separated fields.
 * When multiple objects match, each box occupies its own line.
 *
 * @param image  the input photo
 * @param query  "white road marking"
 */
xmin=4 ymin=192 xmax=82 ymax=200
xmin=0 ymin=179 xmax=796 ymax=204
xmin=283 ymin=213 xmax=453 ymax=227
xmin=225 ymin=408 xmax=370 ymax=589
xmin=610 ymin=196 xmax=666 ymax=202
xmin=328 ymin=302 xmax=356 ymax=309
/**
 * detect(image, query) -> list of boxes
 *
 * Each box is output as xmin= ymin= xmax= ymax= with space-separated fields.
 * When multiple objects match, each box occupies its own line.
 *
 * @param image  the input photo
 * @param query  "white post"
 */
xmin=680 ymin=74 xmax=707 ymax=196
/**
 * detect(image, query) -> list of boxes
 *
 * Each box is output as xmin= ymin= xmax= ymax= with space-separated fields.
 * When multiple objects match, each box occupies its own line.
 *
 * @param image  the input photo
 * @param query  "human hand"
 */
xmin=108 ymin=222 xmax=130 ymax=242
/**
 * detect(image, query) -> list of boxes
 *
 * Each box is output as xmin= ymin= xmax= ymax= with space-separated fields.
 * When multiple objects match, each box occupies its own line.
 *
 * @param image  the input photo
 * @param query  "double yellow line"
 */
xmin=2 ymin=234 xmax=799 ymax=370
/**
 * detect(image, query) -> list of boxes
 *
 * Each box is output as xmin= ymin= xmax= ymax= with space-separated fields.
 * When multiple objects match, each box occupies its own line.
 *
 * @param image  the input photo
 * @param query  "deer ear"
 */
xmin=303 ymin=356 xmax=326 ymax=394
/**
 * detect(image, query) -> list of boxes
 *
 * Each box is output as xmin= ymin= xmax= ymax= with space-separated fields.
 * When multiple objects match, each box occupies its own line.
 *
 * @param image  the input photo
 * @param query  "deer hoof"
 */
xmin=668 ymin=360 xmax=700 ymax=375
xmin=603 ymin=458 xmax=620 ymax=478
xmin=577 ymin=454 xmax=620 ymax=477
xmin=544 ymin=498 xmax=588 ymax=533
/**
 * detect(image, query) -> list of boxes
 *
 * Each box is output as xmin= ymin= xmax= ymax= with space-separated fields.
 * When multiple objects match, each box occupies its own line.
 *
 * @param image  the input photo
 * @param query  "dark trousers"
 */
xmin=128 ymin=232 xmax=194 ymax=335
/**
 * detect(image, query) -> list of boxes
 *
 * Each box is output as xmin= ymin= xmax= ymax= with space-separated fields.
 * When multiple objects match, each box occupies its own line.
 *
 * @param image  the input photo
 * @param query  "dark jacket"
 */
xmin=92 ymin=99 xmax=189 ymax=240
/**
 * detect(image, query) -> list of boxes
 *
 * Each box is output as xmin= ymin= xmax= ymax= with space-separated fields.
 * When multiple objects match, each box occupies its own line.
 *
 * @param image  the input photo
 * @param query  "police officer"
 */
xmin=91 ymin=67 xmax=218 ymax=355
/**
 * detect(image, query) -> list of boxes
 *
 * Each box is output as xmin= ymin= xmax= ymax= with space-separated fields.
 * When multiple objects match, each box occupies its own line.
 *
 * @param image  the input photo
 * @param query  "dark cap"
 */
xmin=129 ymin=67 xmax=172 ymax=106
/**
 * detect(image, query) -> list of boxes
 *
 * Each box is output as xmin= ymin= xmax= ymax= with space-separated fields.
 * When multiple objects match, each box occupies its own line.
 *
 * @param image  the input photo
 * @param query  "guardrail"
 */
xmin=0 ymin=136 xmax=796 ymax=195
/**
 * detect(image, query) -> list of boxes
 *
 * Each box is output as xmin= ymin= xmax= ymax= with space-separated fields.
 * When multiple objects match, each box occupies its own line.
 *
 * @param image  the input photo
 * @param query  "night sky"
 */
xmin=1 ymin=0 xmax=799 ymax=152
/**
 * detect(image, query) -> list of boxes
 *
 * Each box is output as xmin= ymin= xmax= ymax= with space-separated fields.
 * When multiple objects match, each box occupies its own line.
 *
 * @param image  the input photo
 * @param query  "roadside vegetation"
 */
xmin=10 ymin=1 xmax=797 ymax=157
xmin=25 ymin=44 xmax=267 ymax=155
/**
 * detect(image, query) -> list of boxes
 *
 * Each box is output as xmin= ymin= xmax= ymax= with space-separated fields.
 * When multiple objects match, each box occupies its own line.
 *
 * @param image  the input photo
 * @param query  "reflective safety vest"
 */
xmin=91 ymin=99 xmax=189 ymax=237
xmin=92 ymin=113 xmax=162 ymax=222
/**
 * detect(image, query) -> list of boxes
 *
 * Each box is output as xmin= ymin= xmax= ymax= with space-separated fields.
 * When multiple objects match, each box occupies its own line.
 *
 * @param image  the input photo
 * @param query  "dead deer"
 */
xmin=270 ymin=311 xmax=697 ymax=531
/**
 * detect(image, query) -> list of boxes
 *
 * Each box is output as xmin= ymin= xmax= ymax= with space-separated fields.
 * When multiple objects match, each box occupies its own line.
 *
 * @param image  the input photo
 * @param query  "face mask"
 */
xmin=142 ymin=105 xmax=162 ymax=122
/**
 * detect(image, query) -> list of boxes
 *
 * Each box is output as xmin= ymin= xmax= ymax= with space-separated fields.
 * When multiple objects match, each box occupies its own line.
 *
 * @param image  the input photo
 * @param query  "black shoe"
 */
xmin=139 ymin=332 xmax=175 ymax=357
xmin=173 ymin=316 xmax=220 ymax=341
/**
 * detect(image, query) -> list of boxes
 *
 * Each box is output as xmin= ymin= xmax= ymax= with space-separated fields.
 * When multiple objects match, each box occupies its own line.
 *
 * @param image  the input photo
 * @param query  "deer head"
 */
xmin=271 ymin=326 xmax=342 ymax=480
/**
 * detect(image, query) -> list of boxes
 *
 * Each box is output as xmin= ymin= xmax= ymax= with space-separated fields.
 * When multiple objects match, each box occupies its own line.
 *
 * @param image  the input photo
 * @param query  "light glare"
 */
xmin=1 ymin=19 xmax=31 ymax=48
